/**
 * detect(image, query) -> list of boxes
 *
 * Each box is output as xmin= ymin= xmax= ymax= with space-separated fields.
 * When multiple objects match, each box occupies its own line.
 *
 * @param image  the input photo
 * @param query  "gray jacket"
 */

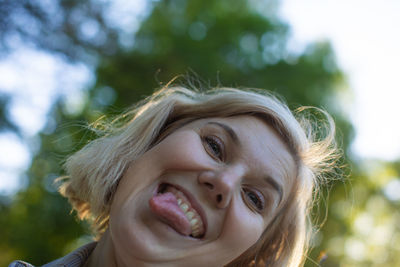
xmin=9 ymin=242 xmax=96 ymax=267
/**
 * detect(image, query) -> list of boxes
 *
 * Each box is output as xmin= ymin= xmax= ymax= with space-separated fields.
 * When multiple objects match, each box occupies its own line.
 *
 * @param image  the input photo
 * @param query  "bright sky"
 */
xmin=279 ymin=0 xmax=400 ymax=160
xmin=0 ymin=0 xmax=399 ymax=194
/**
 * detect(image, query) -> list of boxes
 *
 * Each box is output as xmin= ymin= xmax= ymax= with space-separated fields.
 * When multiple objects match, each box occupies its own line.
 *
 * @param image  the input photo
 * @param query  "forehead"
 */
xmin=182 ymin=116 xmax=296 ymax=200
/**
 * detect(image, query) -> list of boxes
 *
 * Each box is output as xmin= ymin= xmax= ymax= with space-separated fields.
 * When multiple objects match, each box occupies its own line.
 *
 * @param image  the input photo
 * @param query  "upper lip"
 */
xmin=161 ymin=182 xmax=208 ymax=238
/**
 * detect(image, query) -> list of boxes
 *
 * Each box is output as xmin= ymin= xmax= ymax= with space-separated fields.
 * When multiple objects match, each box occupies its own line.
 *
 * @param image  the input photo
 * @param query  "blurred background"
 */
xmin=0 ymin=0 xmax=399 ymax=266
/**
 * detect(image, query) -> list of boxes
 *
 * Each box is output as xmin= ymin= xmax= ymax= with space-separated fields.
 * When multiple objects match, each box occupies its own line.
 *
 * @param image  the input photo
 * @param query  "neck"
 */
xmin=84 ymin=229 xmax=182 ymax=267
xmin=84 ymin=229 xmax=119 ymax=267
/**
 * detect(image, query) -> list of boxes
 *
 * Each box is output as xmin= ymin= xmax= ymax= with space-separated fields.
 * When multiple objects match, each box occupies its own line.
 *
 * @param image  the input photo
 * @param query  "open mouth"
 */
xmin=150 ymin=183 xmax=206 ymax=239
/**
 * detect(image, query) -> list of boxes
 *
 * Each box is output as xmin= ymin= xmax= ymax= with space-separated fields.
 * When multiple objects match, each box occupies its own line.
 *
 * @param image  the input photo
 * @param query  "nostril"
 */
xmin=216 ymin=194 xmax=222 ymax=203
xmin=204 ymin=182 xmax=214 ymax=190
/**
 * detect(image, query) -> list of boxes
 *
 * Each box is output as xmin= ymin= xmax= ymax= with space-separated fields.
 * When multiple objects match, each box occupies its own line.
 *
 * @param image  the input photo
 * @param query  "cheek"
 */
xmin=219 ymin=200 xmax=265 ymax=257
xmin=111 ymin=131 xmax=205 ymax=212
xmin=153 ymin=131 xmax=210 ymax=171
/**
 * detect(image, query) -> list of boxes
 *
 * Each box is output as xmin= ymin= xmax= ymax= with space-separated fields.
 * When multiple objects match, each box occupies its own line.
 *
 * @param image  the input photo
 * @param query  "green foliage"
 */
xmin=312 ymin=160 xmax=400 ymax=267
xmin=0 ymin=93 xmax=19 ymax=134
xmin=0 ymin=0 xmax=120 ymax=62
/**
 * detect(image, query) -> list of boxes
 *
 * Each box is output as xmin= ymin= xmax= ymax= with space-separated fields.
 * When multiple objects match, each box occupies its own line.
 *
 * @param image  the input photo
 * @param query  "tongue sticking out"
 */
xmin=149 ymin=192 xmax=192 ymax=236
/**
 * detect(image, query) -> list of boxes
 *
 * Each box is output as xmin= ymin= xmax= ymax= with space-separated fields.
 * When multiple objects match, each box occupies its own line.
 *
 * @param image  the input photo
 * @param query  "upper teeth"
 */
xmin=180 ymin=203 xmax=189 ymax=212
xmin=186 ymin=211 xmax=194 ymax=220
xmin=176 ymin=196 xmax=204 ymax=237
xmin=163 ymin=184 xmax=205 ymax=238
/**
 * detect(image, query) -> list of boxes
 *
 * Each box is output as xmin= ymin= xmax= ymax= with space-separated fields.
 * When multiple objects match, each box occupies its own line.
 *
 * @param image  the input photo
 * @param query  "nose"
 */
xmin=198 ymin=166 xmax=243 ymax=209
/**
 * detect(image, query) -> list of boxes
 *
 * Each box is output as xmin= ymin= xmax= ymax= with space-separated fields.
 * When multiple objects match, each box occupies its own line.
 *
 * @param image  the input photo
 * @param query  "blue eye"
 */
xmin=243 ymin=189 xmax=265 ymax=211
xmin=204 ymin=136 xmax=223 ymax=160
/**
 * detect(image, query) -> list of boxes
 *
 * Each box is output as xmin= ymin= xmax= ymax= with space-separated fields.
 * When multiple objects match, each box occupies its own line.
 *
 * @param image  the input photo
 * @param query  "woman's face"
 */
xmin=109 ymin=115 xmax=295 ymax=266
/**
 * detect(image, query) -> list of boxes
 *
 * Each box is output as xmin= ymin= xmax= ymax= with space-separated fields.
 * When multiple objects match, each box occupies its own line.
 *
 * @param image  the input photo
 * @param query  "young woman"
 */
xmin=10 ymin=86 xmax=339 ymax=267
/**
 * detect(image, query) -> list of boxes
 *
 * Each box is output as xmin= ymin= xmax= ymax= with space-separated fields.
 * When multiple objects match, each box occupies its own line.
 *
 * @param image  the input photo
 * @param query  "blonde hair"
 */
xmin=59 ymin=86 xmax=339 ymax=267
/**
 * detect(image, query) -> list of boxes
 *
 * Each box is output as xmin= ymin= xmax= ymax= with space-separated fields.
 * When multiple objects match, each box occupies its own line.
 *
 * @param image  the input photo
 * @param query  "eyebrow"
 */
xmin=206 ymin=121 xmax=240 ymax=145
xmin=264 ymin=175 xmax=283 ymax=204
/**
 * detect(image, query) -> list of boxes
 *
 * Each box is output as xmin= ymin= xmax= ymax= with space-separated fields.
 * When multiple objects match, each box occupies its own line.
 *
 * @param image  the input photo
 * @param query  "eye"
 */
xmin=203 ymin=135 xmax=224 ymax=160
xmin=243 ymin=188 xmax=265 ymax=212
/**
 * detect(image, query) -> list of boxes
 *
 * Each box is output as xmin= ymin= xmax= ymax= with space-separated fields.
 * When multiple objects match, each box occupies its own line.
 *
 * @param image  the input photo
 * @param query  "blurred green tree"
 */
xmin=0 ymin=94 xmax=19 ymax=133
xmin=0 ymin=0 xmax=121 ymax=62
xmin=0 ymin=0 xmax=374 ymax=266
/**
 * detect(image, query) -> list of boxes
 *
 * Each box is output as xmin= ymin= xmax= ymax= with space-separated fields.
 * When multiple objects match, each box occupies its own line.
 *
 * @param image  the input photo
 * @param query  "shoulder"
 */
xmin=9 ymin=242 xmax=97 ymax=267
xmin=8 ymin=261 xmax=35 ymax=267
xmin=42 ymin=242 xmax=97 ymax=267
